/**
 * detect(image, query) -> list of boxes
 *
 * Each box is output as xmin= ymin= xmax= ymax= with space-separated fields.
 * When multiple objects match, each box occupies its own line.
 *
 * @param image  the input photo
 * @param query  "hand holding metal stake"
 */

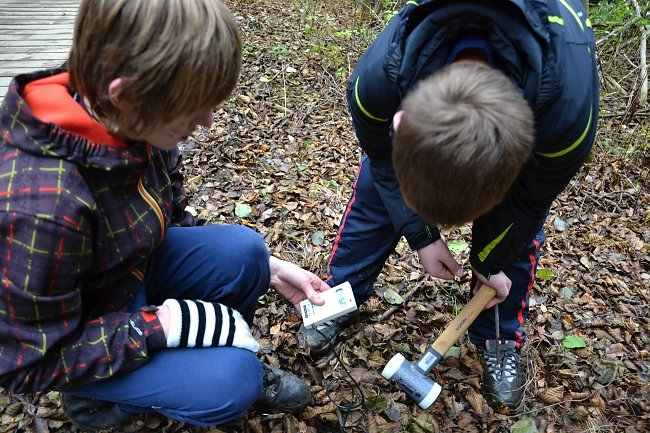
xmin=382 ymin=285 xmax=497 ymax=409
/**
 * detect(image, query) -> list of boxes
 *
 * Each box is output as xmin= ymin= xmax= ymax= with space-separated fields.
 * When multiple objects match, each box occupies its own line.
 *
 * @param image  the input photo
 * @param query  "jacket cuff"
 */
xmin=406 ymin=225 xmax=441 ymax=250
xmin=135 ymin=305 xmax=168 ymax=350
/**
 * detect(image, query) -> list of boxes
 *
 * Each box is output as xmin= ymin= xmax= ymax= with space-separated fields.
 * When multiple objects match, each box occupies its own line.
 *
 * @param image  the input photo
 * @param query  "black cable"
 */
xmin=311 ymin=326 xmax=367 ymax=433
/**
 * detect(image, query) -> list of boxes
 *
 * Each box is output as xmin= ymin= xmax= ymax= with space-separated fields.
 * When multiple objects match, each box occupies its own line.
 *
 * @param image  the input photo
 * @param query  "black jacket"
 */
xmin=347 ymin=0 xmax=599 ymax=276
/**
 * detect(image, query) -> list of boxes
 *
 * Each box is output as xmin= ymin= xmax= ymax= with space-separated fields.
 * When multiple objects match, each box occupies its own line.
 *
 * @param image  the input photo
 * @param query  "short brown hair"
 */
xmin=68 ymin=0 xmax=241 ymax=138
xmin=393 ymin=63 xmax=534 ymax=227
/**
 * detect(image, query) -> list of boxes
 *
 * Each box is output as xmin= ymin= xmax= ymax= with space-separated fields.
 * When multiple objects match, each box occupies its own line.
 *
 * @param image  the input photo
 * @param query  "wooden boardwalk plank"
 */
xmin=0 ymin=0 xmax=80 ymax=103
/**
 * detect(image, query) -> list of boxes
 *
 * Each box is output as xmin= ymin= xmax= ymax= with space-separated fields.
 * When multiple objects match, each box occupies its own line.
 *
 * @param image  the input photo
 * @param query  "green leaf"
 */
xmin=563 ymin=335 xmax=586 ymax=349
xmin=558 ymin=286 xmax=574 ymax=298
xmin=579 ymin=255 xmax=592 ymax=269
xmin=447 ymin=239 xmax=468 ymax=252
xmin=536 ymin=268 xmax=555 ymax=281
xmin=311 ymin=230 xmax=325 ymax=245
xmin=363 ymin=395 xmax=388 ymax=412
xmin=444 ymin=346 xmax=461 ymax=359
xmin=383 ymin=288 xmax=404 ymax=305
xmin=510 ymin=417 xmax=537 ymax=433
xmin=235 ymin=203 xmax=252 ymax=218
xmin=553 ymin=217 xmax=566 ymax=231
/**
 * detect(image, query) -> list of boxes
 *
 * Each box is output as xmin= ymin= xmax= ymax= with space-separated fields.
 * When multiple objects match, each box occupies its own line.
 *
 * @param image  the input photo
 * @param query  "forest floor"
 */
xmin=1 ymin=1 xmax=648 ymax=432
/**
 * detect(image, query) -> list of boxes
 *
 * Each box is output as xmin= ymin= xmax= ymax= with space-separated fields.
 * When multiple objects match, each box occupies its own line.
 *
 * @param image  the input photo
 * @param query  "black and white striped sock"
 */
xmin=162 ymin=299 xmax=259 ymax=352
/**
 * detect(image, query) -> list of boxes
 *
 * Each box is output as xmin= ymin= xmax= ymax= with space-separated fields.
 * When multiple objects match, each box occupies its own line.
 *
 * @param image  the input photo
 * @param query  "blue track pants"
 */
xmin=66 ymin=225 xmax=270 ymax=427
xmin=327 ymin=156 xmax=543 ymax=347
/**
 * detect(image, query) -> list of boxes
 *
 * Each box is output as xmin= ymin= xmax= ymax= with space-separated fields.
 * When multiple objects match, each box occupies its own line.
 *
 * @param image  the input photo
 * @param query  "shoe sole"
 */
xmin=256 ymin=399 xmax=312 ymax=414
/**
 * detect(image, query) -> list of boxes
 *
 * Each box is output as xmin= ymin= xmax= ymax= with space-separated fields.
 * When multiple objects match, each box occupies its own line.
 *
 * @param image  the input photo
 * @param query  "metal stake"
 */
xmin=495 ymin=303 xmax=502 ymax=378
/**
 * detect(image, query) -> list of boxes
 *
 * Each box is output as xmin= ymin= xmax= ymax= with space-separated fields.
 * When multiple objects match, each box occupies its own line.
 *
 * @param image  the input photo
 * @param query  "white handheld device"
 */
xmin=300 ymin=281 xmax=357 ymax=327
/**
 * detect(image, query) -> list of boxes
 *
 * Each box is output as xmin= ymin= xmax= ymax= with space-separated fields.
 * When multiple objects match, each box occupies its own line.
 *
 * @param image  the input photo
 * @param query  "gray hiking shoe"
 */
xmin=478 ymin=339 xmax=525 ymax=413
xmin=257 ymin=363 xmax=312 ymax=413
xmin=297 ymin=312 xmax=356 ymax=357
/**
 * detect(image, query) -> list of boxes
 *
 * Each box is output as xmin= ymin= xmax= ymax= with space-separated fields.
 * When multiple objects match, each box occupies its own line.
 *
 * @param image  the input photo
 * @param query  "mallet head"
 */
xmin=382 ymin=353 xmax=442 ymax=409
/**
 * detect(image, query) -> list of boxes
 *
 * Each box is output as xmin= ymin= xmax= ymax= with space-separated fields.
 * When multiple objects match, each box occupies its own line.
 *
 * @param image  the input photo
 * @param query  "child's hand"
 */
xmin=269 ymin=256 xmax=329 ymax=311
xmin=417 ymin=239 xmax=463 ymax=280
xmin=471 ymin=269 xmax=511 ymax=309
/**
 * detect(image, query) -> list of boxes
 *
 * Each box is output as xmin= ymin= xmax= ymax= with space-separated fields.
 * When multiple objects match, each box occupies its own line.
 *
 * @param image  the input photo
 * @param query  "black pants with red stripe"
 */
xmin=327 ymin=155 xmax=543 ymax=347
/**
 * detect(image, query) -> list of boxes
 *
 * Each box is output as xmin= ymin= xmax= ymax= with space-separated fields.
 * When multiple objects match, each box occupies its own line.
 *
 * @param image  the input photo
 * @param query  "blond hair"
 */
xmin=393 ymin=63 xmax=534 ymax=227
xmin=69 ymin=0 xmax=241 ymax=138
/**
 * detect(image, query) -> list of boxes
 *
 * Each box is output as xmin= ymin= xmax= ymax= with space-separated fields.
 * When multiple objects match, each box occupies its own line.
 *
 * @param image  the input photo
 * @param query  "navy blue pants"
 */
xmin=328 ymin=156 xmax=543 ymax=347
xmin=66 ymin=225 xmax=270 ymax=427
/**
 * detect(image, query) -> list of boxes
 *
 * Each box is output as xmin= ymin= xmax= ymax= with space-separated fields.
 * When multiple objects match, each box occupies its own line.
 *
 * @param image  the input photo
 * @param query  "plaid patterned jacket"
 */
xmin=0 ymin=70 xmax=201 ymax=393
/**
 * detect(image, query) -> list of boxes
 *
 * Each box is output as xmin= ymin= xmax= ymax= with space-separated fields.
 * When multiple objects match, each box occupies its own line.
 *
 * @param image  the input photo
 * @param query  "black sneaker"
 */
xmin=257 ymin=363 xmax=312 ymax=413
xmin=297 ymin=312 xmax=356 ymax=357
xmin=61 ymin=393 xmax=135 ymax=433
xmin=478 ymin=340 xmax=525 ymax=413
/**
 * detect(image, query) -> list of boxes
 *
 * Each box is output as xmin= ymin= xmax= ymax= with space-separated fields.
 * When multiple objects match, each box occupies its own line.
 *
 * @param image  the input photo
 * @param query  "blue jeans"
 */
xmin=66 ymin=225 xmax=270 ymax=427
xmin=328 ymin=155 xmax=543 ymax=346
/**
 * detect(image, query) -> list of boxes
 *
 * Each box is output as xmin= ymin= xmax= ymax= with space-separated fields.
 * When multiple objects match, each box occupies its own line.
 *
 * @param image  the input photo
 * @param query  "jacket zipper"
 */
xmin=136 ymin=146 xmax=166 ymax=243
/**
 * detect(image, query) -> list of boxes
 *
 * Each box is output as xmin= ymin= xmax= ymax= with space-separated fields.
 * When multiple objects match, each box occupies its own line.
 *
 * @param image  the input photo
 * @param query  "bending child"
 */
xmin=299 ymin=0 xmax=599 ymax=414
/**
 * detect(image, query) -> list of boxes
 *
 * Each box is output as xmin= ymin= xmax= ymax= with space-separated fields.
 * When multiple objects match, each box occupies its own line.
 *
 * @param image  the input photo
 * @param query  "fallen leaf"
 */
xmin=448 ymin=239 xmax=467 ymax=252
xmin=383 ymin=288 xmax=404 ymax=305
xmin=511 ymin=417 xmax=538 ymax=433
xmin=563 ymin=335 xmax=587 ymax=349
xmin=235 ymin=203 xmax=252 ymax=218
xmin=536 ymin=268 xmax=555 ymax=281
xmin=465 ymin=389 xmax=486 ymax=415
xmin=537 ymin=386 xmax=564 ymax=404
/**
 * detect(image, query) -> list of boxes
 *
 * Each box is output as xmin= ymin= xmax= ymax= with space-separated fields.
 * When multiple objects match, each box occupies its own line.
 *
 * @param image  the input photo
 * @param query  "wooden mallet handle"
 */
xmin=416 ymin=284 xmax=496 ymax=373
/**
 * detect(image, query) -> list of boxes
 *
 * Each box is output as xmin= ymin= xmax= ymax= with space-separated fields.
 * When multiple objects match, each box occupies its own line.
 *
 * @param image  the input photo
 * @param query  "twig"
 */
xmin=376 ymin=279 xmax=426 ymax=321
xmin=282 ymin=64 xmax=288 ymax=113
xmin=629 ymin=0 xmax=648 ymax=106
xmin=271 ymin=102 xmax=293 ymax=114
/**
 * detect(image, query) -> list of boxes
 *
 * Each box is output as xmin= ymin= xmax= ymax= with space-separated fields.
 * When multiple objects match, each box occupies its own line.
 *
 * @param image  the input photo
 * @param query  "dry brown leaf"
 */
xmin=538 ymin=386 xmax=565 ymax=404
xmin=465 ymin=389 xmax=487 ymax=415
